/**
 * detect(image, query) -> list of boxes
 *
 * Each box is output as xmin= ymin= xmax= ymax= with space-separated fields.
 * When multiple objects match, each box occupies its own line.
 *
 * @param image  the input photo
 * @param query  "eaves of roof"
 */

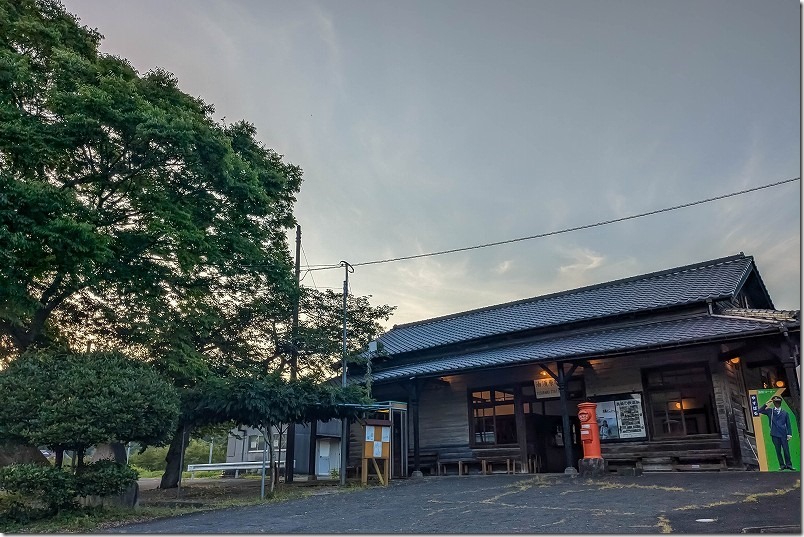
xmin=369 ymin=314 xmax=783 ymax=384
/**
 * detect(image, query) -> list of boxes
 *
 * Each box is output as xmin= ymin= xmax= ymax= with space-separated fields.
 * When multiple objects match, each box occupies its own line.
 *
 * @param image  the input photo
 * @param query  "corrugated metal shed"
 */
xmin=377 ymin=254 xmax=756 ymax=355
xmin=371 ymin=314 xmax=778 ymax=382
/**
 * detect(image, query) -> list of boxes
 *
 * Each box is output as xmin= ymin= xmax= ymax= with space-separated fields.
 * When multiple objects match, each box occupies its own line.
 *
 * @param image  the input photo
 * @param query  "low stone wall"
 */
xmin=78 ymin=481 xmax=139 ymax=508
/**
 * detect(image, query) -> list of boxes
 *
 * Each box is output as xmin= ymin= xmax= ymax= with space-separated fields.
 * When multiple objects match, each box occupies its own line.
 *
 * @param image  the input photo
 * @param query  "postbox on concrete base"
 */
xmin=577 ymin=402 xmax=606 ymax=477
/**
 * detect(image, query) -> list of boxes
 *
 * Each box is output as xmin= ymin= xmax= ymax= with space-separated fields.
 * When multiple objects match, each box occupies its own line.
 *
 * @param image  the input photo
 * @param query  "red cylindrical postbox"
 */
xmin=577 ymin=402 xmax=602 ymax=459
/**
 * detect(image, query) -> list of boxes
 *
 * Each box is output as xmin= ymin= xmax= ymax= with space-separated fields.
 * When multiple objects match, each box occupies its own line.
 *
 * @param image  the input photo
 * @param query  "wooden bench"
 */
xmin=431 ymin=445 xmax=476 ymax=476
xmin=472 ymin=447 xmax=524 ymax=475
xmin=437 ymin=458 xmax=481 ymax=476
xmin=482 ymin=457 xmax=524 ymax=474
xmin=527 ymin=454 xmax=543 ymax=474
xmin=407 ymin=451 xmax=439 ymax=475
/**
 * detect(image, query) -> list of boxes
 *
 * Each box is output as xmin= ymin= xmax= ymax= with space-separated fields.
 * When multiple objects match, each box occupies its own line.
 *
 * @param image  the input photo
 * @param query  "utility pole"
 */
xmin=285 ymin=225 xmax=301 ymax=483
xmin=339 ymin=261 xmax=353 ymax=486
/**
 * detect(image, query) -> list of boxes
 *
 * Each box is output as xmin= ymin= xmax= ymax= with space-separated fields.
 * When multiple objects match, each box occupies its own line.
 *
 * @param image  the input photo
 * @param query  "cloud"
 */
xmin=495 ymin=260 xmax=513 ymax=275
xmin=308 ymin=3 xmax=346 ymax=95
xmin=559 ymin=248 xmax=605 ymax=274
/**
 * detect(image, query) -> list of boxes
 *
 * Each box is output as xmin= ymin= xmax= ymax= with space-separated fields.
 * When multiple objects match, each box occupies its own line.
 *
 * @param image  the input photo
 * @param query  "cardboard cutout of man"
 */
xmin=759 ymin=395 xmax=795 ymax=471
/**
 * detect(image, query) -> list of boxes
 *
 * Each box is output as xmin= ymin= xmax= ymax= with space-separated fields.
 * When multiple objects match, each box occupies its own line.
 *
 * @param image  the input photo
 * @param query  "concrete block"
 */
xmin=578 ymin=458 xmax=606 ymax=477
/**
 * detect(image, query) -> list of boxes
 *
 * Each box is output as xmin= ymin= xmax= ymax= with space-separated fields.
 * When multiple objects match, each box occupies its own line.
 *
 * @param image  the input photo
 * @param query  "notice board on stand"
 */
xmin=362 ymin=418 xmax=391 ymax=485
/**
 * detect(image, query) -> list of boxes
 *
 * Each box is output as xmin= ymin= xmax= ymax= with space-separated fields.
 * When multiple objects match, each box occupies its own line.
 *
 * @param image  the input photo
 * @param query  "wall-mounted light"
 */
xmin=540 ymin=370 xmax=549 ymax=377
xmin=775 ymin=380 xmax=786 ymax=388
xmin=729 ymin=357 xmax=741 ymax=364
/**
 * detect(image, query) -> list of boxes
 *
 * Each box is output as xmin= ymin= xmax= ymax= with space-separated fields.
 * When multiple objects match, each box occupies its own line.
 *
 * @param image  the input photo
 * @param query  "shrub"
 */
xmin=76 ymin=461 xmax=138 ymax=497
xmin=0 ymin=464 xmax=77 ymax=512
xmin=0 ymin=492 xmax=35 ymax=525
xmin=127 ymin=445 xmax=168 ymax=471
xmin=129 ymin=465 xmax=163 ymax=478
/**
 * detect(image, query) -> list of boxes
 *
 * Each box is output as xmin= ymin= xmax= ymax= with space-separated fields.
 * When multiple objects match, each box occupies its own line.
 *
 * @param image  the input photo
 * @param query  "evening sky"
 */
xmin=63 ymin=0 xmax=801 ymax=327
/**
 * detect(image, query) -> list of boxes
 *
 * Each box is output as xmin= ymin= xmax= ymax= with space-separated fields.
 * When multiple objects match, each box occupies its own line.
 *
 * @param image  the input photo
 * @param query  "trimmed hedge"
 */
xmin=0 ymin=464 xmax=77 ymax=513
xmin=0 ymin=492 xmax=34 ymax=525
xmin=76 ymin=460 xmax=138 ymax=497
xmin=0 ymin=461 xmax=139 ymax=523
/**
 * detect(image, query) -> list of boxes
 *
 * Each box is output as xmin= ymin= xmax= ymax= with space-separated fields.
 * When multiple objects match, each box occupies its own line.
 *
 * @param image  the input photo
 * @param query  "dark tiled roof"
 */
xmin=378 ymin=254 xmax=755 ymax=355
xmin=371 ymin=315 xmax=779 ymax=383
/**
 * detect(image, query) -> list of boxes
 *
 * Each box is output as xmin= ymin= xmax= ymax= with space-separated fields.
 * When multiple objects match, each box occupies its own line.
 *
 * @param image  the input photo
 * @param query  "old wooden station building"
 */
xmin=350 ymin=254 xmax=800 ymax=475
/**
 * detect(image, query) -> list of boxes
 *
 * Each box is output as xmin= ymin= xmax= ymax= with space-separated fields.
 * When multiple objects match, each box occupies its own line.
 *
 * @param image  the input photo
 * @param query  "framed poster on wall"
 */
xmin=594 ymin=393 xmax=647 ymax=441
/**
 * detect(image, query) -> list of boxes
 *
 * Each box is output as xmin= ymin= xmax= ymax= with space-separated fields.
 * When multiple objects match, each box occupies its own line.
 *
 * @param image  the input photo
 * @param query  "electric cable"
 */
xmin=305 ymin=176 xmax=799 ymax=271
xmin=300 ymin=244 xmax=318 ymax=289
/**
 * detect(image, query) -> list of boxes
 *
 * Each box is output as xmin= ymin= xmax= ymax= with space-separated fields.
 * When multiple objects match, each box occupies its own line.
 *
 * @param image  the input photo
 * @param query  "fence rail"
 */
xmin=186 ymin=461 xmax=284 ymax=478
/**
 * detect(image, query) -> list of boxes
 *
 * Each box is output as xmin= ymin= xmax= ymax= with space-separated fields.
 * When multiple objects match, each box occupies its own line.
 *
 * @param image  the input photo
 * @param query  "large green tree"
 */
xmin=0 ymin=0 xmax=301 ymax=363
xmin=0 ymin=0 xmax=302 ymax=475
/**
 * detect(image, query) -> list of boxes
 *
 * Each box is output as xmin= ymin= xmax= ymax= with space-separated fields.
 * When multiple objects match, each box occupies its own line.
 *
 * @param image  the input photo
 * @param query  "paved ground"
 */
xmin=116 ymin=472 xmax=801 ymax=534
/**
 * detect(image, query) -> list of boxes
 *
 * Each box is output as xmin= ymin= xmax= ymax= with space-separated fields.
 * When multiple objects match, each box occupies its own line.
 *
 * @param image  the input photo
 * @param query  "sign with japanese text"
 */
xmin=534 ymin=377 xmax=560 ymax=399
xmin=595 ymin=393 xmax=647 ymax=441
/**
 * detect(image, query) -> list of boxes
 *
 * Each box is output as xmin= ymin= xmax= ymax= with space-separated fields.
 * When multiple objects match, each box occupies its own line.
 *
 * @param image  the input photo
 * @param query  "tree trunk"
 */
xmin=160 ymin=425 xmax=191 ymax=489
xmin=75 ymin=446 xmax=86 ymax=472
xmin=268 ymin=430 xmax=276 ymax=494
xmin=55 ymin=449 xmax=64 ymax=469
xmin=112 ymin=442 xmax=128 ymax=463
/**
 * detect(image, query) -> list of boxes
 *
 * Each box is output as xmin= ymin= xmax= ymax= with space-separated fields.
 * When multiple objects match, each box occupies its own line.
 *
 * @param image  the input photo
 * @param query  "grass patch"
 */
xmin=3 ymin=478 xmax=361 ymax=533
xmin=674 ymin=479 xmax=800 ymax=512
xmin=596 ymin=482 xmax=684 ymax=492
xmin=2 ymin=505 xmax=186 ymax=534
xmin=743 ymin=480 xmax=800 ymax=503
xmin=655 ymin=514 xmax=672 ymax=534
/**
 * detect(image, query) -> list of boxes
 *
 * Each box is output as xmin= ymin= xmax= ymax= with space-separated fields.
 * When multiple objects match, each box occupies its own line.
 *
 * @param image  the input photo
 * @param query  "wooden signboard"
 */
xmin=362 ymin=419 xmax=391 ymax=485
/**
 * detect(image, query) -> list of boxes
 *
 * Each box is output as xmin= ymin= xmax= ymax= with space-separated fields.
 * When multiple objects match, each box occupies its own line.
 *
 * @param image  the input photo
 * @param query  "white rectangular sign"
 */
xmin=534 ymin=378 xmax=559 ymax=399
xmin=615 ymin=397 xmax=647 ymax=439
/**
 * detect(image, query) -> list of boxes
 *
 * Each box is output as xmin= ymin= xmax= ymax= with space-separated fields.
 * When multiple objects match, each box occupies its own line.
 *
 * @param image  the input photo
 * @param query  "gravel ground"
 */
xmin=115 ymin=471 xmax=801 ymax=534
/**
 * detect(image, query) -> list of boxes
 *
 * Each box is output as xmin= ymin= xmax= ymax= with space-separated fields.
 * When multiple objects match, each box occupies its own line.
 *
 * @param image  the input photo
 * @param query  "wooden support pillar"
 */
xmin=540 ymin=361 xmax=579 ymax=474
xmin=307 ymin=421 xmax=317 ymax=480
xmin=513 ymin=385 xmax=528 ymax=472
xmin=557 ymin=362 xmax=575 ymax=474
xmin=781 ymin=336 xmax=800 ymax=415
xmin=411 ymin=379 xmax=421 ymax=475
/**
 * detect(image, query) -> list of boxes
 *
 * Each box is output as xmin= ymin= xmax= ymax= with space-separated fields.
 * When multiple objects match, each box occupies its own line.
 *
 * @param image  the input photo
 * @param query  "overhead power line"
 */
xmin=305 ymin=176 xmax=799 ymax=271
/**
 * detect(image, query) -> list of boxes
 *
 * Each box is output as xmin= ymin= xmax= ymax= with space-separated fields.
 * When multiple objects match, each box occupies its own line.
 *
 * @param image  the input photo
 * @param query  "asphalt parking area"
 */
xmin=115 ymin=472 xmax=800 ymax=534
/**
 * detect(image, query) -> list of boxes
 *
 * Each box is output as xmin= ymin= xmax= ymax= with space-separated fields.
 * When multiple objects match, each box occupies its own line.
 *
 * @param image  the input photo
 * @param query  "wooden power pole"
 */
xmin=285 ymin=224 xmax=301 ymax=483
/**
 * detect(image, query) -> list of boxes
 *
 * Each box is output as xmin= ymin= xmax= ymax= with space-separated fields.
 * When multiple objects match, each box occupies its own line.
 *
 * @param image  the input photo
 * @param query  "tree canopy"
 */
xmin=182 ymin=374 xmax=371 ymax=432
xmin=0 ymin=350 xmax=180 ymax=465
xmin=0 ymin=0 xmax=301 ymax=376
